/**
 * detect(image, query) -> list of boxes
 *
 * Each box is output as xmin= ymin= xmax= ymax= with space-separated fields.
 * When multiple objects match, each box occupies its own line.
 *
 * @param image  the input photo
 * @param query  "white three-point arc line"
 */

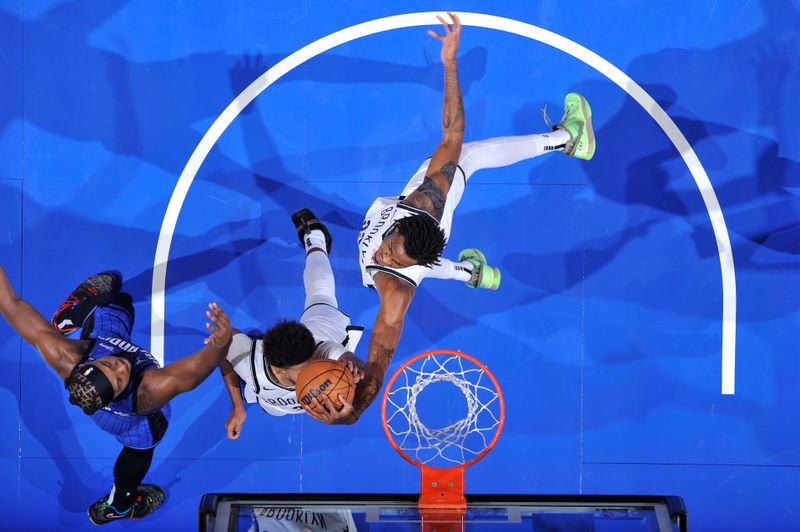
xmin=151 ymin=12 xmax=737 ymax=394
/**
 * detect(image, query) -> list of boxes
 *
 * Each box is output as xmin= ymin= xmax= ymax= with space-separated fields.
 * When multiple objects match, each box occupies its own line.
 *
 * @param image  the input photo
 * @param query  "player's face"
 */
xmin=91 ymin=356 xmax=132 ymax=398
xmin=276 ymin=363 xmax=305 ymax=387
xmin=374 ymin=230 xmax=417 ymax=268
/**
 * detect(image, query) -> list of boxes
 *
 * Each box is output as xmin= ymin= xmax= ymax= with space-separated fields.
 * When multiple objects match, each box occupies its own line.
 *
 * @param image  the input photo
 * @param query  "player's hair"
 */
xmin=394 ymin=214 xmax=447 ymax=267
xmin=262 ymin=320 xmax=316 ymax=368
xmin=64 ymin=363 xmax=115 ymax=415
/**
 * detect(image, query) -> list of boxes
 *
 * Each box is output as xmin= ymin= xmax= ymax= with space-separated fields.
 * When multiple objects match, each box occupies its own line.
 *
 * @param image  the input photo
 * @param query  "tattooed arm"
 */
xmin=402 ymin=12 xmax=464 ymax=222
xmin=350 ymin=272 xmax=414 ymax=421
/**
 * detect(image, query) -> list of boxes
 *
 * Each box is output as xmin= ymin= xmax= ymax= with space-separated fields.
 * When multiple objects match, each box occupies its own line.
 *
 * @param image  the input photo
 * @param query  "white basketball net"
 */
xmin=384 ymin=353 xmax=502 ymax=467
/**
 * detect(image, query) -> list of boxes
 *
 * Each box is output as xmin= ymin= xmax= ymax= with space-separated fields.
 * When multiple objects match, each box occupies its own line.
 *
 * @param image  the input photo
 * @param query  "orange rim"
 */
xmin=381 ymin=348 xmax=505 ymax=470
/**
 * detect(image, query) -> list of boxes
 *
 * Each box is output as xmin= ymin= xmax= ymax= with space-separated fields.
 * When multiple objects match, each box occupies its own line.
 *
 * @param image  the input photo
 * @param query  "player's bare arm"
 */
xmin=402 ymin=12 xmax=464 ymax=221
xmin=0 ymin=265 xmax=85 ymax=379
xmin=137 ymin=303 xmax=233 ymax=414
xmin=351 ymin=273 xmax=414 ymax=420
xmin=213 ymin=325 xmax=248 ymax=439
xmin=220 ymin=359 xmax=247 ymax=439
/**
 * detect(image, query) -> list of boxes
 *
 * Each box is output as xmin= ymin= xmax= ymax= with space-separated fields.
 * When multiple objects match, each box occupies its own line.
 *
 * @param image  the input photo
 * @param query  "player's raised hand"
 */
xmin=203 ymin=302 xmax=233 ymax=346
xmin=428 ymin=12 xmax=461 ymax=64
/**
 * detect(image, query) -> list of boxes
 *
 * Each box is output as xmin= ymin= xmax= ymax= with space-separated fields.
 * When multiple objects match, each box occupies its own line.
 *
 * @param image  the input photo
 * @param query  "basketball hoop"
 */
xmin=382 ymin=349 xmax=505 ymax=531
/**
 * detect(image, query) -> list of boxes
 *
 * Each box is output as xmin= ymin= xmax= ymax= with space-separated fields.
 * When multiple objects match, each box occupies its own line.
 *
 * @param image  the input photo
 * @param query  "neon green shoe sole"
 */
xmin=558 ymin=92 xmax=595 ymax=161
xmin=458 ymin=248 xmax=501 ymax=290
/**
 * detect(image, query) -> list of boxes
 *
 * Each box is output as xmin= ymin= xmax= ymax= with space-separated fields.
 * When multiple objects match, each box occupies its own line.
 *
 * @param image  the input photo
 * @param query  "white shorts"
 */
xmin=300 ymin=302 xmax=350 ymax=346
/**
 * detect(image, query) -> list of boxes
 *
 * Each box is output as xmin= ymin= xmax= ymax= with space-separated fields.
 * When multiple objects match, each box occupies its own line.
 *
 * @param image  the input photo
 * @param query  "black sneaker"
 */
xmin=52 ymin=271 xmax=123 ymax=335
xmin=130 ymin=484 xmax=166 ymax=520
xmin=87 ymin=494 xmax=132 ymax=525
xmin=291 ymin=208 xmax=332 ymax=253
xmin=87 ymin=484 xmax=165 ymax=525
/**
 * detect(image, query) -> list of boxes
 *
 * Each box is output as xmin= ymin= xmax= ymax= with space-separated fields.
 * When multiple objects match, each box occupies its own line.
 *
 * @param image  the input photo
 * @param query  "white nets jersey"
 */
xmin=226 ymin=333 xmax=351 ymax=416
xmin=357 ymin=161 xmax=464 ymax=289
xmin=357 ymin=199 xmax=439 ymax=289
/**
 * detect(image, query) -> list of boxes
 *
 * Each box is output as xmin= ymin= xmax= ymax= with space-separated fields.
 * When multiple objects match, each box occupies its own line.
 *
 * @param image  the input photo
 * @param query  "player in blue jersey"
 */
xmin=0 ymin=267 xmax=233 ymax=525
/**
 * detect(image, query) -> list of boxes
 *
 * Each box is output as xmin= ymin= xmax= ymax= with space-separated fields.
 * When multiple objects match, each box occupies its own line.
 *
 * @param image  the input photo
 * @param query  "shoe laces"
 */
xmin=468 ymin=260 xmax=483 ymax=287
xmin=541 ymin=103 xmax=577 ymax=130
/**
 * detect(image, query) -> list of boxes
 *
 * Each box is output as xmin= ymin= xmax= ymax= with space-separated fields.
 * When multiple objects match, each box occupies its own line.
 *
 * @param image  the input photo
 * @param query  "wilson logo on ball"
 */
xmin=300 ymin=379 xmax=333 ymax=405
xmin=295 ymin=359 xmax=355 ymax=410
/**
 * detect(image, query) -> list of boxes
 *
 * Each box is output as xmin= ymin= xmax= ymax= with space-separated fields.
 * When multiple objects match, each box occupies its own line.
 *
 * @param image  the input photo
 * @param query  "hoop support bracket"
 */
xmin=419 ymin=465 xmax=466 ymax=509
xmin=419 ymin=465 xmax=466 ymax=532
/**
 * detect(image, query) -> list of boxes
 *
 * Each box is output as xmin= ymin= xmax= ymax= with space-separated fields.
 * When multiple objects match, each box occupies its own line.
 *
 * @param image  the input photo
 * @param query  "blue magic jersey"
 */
xmin=85 ymin=336 xmax=171 ymax=449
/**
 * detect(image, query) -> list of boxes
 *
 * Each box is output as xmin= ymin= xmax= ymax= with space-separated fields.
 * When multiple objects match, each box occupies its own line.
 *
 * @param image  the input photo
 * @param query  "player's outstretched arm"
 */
xmin=403 ymin=12 xmax=464 ymax=221
xmin=220 ymin=359 xmax=246 ymax=439
xmin=136 ymin=302 xmax=233 ymax=414
xmin=0 ymin=266 xmax=83 ymax=379
xmin=351 ymin=274 xmax=414 ymax=421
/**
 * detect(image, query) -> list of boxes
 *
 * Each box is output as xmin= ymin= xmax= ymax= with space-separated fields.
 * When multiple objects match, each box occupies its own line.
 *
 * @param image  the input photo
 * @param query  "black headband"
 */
xmin=65 ymin=362 xmax=115 ymax=415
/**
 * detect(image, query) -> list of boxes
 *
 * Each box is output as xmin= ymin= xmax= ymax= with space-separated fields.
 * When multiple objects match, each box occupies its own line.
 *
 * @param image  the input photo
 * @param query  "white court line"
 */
xmin=151 ymin=12 xmax=737 ymax=394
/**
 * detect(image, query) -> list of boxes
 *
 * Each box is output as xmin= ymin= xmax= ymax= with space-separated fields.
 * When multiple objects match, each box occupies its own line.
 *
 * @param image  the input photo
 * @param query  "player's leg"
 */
xmin=457 ymin=131 xmax=569 ymax=181
xmin=292 ymin=208 xmax=338 ymax=310
xmin=292 ymin=208 xmax=353 ymax=345
xmin=426 ymin=252 xmax=501 ymax=290
xmin=425 ymin=133 xmax=569 ymax=288
xmin=87 ymin=446 xmax=165 ymax=524
xmin=303 ymin=251 xmax=337 ymax=309
xmin=425 ymin=95 xmax=595 ymax=288
xmin=458 ymin=92 xmax=596 ymax=179
xmin=400 ymin=94 xmax=595 ymax=202
xmin=109 ymin=447 xmax=154 ymax=512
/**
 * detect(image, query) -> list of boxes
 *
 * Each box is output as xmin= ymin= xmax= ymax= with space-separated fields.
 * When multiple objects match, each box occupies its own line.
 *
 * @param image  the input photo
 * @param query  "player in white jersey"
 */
xmin=312 ymin=13 xmax=596 ymax=424
xmin=218 ymin=209 xmax=365 ymax=438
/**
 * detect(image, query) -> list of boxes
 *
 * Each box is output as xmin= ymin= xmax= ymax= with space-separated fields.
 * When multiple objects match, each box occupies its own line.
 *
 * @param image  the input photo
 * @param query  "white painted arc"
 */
xmin=151 ymin=12 xmax=736 ymax=394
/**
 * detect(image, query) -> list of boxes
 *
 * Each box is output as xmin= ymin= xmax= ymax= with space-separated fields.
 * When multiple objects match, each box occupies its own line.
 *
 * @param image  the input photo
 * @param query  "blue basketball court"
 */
xmin=1 ymin=1 xmax=798 ymax=530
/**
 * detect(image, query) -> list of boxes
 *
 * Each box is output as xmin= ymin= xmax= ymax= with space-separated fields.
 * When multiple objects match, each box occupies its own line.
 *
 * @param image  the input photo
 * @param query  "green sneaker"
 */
xmin=458 ymin=248 xmax=501 ymax=290
xmin=544 ymin=92 xmax=595 ymax=160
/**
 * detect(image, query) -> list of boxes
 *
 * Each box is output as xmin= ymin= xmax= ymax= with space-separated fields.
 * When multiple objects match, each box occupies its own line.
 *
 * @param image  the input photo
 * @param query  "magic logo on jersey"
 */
xmin=98 ymin=336 xmax=161 ymax=369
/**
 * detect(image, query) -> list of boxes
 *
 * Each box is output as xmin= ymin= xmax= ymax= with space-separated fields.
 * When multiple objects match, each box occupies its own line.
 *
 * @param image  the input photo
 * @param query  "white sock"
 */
xmin=303 ymin=244 xmax=337 ymax=308
xmin=303 ymin=229 xmax=327 ymax=254
xmin=459 ymin=131 xmax=571 ymax=181
xmin=427 ymin=258 xmax=473 ymax=282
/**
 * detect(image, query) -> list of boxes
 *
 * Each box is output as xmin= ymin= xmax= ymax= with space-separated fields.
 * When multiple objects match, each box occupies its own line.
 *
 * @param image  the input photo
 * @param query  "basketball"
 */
xmin=295 ymin=359 xmax=354 ymax=410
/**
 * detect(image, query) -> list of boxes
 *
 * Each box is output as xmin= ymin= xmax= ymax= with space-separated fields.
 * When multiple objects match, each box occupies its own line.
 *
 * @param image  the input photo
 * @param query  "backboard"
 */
xmin=198 ymin=493 xmax=687 ymax=531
